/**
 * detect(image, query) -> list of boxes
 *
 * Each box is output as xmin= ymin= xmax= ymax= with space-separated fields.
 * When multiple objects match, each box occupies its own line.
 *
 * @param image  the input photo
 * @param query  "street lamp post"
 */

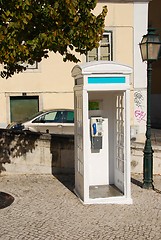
xmin=139 ymin=28 xmax=161 ymax=189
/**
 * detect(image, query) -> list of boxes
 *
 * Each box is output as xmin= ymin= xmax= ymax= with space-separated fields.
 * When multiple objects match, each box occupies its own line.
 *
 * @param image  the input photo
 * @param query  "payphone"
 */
xmin=72 ymin=61 xmax=132 ymax=204
xmin=90 ymin=117 xmax=104 ymax=149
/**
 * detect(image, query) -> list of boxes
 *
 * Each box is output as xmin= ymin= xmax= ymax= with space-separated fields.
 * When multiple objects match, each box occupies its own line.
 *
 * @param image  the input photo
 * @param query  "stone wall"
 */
xmin=0 ymin=130 xmax=74 ymax=175
xmin=1 ymin=129 xmax=161 ymax=175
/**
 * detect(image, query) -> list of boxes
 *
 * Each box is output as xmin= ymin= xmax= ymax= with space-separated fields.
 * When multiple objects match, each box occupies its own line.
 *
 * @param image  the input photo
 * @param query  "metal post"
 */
xmin=143 ymin=61 xmax=154 ymax=189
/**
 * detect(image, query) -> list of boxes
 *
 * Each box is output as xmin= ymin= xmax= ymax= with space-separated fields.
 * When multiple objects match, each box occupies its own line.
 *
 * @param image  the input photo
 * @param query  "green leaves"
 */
xmin=0 ymin=0 xmax=107 ymax=78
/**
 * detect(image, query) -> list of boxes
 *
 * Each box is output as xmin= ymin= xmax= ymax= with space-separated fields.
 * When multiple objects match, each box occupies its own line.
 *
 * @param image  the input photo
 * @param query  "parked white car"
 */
xmin=7 ymin=109 xmax=74 ymax=135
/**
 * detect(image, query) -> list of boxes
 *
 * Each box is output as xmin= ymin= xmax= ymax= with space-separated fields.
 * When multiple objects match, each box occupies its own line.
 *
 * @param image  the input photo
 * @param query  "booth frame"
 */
xmin=72 ymin=61 xmax=133 ymax=204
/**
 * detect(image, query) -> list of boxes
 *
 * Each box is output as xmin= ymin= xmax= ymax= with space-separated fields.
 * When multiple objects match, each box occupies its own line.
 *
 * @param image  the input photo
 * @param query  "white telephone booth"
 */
xmin=72 ymin=61 xmax=133 ymax=204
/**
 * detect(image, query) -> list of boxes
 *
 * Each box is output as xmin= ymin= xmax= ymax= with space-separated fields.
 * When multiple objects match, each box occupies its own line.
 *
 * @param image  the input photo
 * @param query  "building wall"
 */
xmin=0 ymin=1 xmax=149 ymax=141
xmin=132 ymin=2 xmax=149 ymax=141
xmin=149 ymin=0 xmax=161 ymax=128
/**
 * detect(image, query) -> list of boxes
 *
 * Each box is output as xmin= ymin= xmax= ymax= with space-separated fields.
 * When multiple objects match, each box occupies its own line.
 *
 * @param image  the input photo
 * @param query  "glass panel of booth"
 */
xmin=75 ymin=93 xmax=84 ymax=176
xmin=116 ymin=95 xmax=125 ymax=173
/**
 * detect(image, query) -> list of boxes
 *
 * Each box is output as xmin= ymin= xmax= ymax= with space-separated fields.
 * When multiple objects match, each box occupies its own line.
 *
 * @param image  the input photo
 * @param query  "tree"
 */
xmin=0 ymin=0 xmax=107 ymax=78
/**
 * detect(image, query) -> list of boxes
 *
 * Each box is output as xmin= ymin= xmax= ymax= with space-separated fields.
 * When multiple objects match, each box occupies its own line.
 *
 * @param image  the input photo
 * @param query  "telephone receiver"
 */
xmin=90 ymin=116 xmax=104 ymax=137
xmin=92 ymin=123 xmax=97 ymax=135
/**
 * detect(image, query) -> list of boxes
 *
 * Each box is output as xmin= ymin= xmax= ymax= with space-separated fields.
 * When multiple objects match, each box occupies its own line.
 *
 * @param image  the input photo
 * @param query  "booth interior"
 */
xmin=88 ymin=91 xmax=125 ymax=199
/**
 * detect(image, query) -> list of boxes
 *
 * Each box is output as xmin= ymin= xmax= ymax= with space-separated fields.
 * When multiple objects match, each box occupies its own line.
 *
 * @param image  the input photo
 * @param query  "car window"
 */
xmin=33 ymin=115 xmax=44 ymax=123
xmin=63 ymin=111 xmax=74 ymax=123
xmin=33 ymin=111 xmax=64 ymax=123
xmin=44 ymin=112 xmax=57 ymax=121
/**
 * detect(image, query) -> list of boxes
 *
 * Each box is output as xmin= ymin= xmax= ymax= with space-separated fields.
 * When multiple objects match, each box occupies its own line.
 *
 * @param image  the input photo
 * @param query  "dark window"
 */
xmin=159 ymin=47 xmax=161 ymax=58
xmin=20 ymin=61 xmax=38 ymax=70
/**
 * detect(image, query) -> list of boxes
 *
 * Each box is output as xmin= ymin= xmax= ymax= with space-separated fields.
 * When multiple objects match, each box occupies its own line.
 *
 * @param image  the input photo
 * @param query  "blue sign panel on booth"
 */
xmin=88 ymin=77 xmax=125 ymax=84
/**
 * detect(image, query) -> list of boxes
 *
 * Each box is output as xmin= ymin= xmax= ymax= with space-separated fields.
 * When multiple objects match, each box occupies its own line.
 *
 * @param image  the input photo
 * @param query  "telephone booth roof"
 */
xmin=72 ymin=61 xmax=132 ymax=77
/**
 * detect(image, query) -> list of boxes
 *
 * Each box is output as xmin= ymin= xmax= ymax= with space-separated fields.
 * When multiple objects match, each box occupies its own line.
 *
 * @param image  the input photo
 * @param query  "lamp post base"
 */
xmin=143 ymin=140 xmax=154 ymax=190
xmin=142 ymin=181 xmax=154 ymax=190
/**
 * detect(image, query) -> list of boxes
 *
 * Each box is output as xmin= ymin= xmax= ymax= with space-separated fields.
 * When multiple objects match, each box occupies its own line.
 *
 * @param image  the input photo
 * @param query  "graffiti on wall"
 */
xmin=134 ymin=91 xmax=146 ymax=123
xmin=134 ymin=91 xmax=144 ymax=108
xmin=134 ymin=109 xmax=146 ymax=122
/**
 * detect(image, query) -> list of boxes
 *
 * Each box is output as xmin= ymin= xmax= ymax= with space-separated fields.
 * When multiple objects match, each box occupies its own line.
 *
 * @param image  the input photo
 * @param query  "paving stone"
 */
xmin=0 ymin=173 xmax=161 ymax=239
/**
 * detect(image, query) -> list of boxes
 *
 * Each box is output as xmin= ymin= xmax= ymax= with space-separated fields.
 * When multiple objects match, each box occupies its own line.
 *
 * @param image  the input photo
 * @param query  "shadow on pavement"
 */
xmin=55 ymin=175 xmax=145 ymax=192
xmin=131 ymin=176 xmax=161 ymax=194
xmin=0 ymin=192 xmax=14 ymax=209
xmin=53 ymin=174 xmax=75 ymax=193
xmin=131 ymin=177 xmax=143 ymax=188
xmin=54 ymin=174 xmax=145 ymax=192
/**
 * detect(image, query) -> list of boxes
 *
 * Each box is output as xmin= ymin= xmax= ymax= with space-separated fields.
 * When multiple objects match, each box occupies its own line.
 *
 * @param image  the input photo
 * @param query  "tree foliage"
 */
xmin=0 ymin=0 xmax=107 ymax=78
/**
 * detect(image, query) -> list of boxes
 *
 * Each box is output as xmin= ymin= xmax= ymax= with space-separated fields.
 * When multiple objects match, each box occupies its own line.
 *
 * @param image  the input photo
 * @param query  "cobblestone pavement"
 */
xmin=0 ymin=173 xmax=161 ymax=240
